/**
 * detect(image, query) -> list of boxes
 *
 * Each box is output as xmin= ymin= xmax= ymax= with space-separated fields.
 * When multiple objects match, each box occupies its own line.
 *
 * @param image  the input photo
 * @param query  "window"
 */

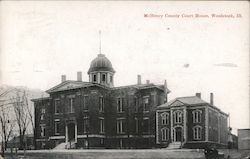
xmin=193 ymin=126 xmax=202 ymax=140
xmin=41 ymin=108 xmax=45 ymax=120
xmin=161 ymin=128 xmax=169 ymax=141
xmin=93 ymin=74 xmax=97 ymax=82
xmin=54 ymin=99 xmax=60 ymax=114
xmin=100 ymin=118 xmax=105 ymax=133
xmin=117 ymin=98 xmax=124 ymax=113
xmin=174 ymin=111 xmax=183 ymax=123
xmin=99 ymin=96 xmax=104 ymax=112
xmin=41 ymin=114 xmax=45 ymax=120
xmin=161 ymin=112 xmax=169 ymax=125
xmin=134 ymin=97 xmax=138 ymax=112
xmin=40 ymin=125 xmax=46 ymax=137
xmin=100 ymin=138 xmax=104 ymax=145
xmin=142 ymin=118 xmax=149 ymax=133
xmin=83 ymin=95 xmax=89 ymax=110
xmin=110 ymin=76 xmax=113 ymax=83
xmin=55 ymin=121 xmax=60 ymax=135
xmin=68 ymin=98 xmax=75 ymax=113
xmin=41 ymin=108 xmax=46 ymax=114
xmin=117 ymin=119 xmax=125 ymax=134
xmin=41 ymin=142 xmax=46 ymax=149
xmin=192 ymin=110 xmax=202 ymax=123
xmin=143 ymin=97 xmax=149 ymax=112
xmin=83 ymin=118 xmax=89 ymax=133
xmin=102 ymin=74 xmax=105 ymax=82
xmin=135 ymin=117 xmax=139 ymax=133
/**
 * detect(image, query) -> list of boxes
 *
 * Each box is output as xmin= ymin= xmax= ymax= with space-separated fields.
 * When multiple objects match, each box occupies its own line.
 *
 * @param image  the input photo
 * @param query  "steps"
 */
xmin=53 ymin=142 xmax=67 ymax=149
xmin=66 ymin=140 xmax=76 ymax=149
xmin=166 ymin=142 xmax=182 ymax=149
xmin=53 ymin=140 xmax=76 ymax=149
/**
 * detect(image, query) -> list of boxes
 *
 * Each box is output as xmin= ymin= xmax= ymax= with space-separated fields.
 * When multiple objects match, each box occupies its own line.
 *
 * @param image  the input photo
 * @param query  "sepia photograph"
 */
xmin=0 ymin=1 xmax=249 ymax=159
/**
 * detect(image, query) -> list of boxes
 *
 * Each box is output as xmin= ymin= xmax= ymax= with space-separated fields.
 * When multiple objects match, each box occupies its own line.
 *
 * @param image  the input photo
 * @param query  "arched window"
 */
xmin=161 ymin=128 xmax=169 ymax=141
xmin=102 ymin=74 xmax=106 ymax=82
xmin=93 ymin=74 xmax=97 ymax=82
xmin=193 ymin=126 xmax=202 ymax=140
xmin=173 ymin=111 xmax=183 ymax=124
xmin=161 ymin=112 xmax=169 ymax=125
xmin=192 ymin=110 xmax=202 ymax=123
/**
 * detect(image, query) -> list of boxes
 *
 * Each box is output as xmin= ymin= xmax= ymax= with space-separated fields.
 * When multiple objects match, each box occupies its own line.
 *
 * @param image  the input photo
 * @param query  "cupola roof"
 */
xmin=88 ymin=54 xmax=115 ymax=74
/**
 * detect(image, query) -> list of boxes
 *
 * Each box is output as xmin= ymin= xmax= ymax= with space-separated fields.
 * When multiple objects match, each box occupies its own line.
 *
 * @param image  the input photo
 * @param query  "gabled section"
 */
xmin=46 ymin=81 xmax=94 ymax=93
xmin=170 ymin=100 xmax=185 ymax=107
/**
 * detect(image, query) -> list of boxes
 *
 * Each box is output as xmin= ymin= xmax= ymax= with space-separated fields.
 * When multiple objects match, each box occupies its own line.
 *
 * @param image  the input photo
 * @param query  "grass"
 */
xmin=2 ymin=149 xmax=250 ymax=159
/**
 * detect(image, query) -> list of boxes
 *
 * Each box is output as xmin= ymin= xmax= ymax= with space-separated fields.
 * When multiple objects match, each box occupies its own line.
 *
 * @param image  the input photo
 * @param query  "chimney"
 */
xmin=210 ymin=93 xmax=214 ymax=105
xmin=146 ymin=80 xmax=150 ymax=84
xmin=164 ymin=80 xmax=167 ymax=89
xmin=77 ymin=71 xmax=82 ymax=81
xmin=61 ymin=75 xmax=66 ymax=83
xmin=137 ymin=75 xmax=141 ymax=85
xmin=195 ymin=93 xmax=201 ymax=98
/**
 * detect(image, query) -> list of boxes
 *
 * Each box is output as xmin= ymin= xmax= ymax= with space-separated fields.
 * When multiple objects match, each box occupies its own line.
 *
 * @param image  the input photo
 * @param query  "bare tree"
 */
xmin=25 ymin=92 xmax=38 ymax=149
xmin=12 ymin=91 xmax=30 ymax=150
xmin=0 ymin=88 xmax=17 ymax=157
xmin=0 ymin=105 xmax=15 ymax=157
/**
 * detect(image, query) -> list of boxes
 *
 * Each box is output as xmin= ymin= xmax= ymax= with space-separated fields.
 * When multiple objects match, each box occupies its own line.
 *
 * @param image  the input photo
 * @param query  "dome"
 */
xmin=88 ymin=54 xmax=115 ymax=74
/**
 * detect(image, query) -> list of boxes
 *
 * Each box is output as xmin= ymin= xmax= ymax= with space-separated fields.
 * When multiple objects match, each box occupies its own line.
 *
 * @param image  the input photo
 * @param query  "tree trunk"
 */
xmin=4 ymin=140 xmax=8 ymax=151
xmin=19 ymin=133 xmax=24 ymax=150
xmin=33 ymin=128 xmax=36 ymax=150
xmin=1 ymin=140 xmax=5 ymax=157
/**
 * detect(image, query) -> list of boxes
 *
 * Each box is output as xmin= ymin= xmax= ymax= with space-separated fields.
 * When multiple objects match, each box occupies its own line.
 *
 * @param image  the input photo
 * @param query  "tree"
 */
xmin=0 ymin=88 xmax=16 ymax=157
xmin=0 ymin=105 xmax=15 ymax=157
xmin=26 ymin=92 xmax=39 ymax=149
xmin=12 ymin=91 xmax=30 ymax=150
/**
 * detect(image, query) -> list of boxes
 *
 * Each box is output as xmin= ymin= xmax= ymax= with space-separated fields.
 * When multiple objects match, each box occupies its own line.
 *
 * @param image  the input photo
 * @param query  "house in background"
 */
xmin=238 ymin=129 xmax=250 ymax=150
xmin=7 ymin=134 xmax=34 ymax=150
xmin=156 ymin=93 xmax=229 ymax=149
xmin=32 ymin=54 xmax=170 ymax=149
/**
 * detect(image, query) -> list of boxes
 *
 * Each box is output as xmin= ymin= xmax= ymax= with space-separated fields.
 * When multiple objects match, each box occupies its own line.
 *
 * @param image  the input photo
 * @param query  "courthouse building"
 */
xmin=32 ymin=54 xmax=170 ymax=149
xmin=156 ymin=93 xmax=229 ymax=149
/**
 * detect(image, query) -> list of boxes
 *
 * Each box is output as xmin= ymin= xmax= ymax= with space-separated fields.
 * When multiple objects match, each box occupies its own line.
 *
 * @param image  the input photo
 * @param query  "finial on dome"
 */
xmin=99 ymin=30 xmax=102 ymax=54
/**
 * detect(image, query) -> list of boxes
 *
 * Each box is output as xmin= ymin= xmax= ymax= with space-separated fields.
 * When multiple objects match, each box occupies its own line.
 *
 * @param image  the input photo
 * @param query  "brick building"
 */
xmin=156 ymin=93 xmax=229 ymax=149
xmin=32 ymin=54 xmax=169 ymax=149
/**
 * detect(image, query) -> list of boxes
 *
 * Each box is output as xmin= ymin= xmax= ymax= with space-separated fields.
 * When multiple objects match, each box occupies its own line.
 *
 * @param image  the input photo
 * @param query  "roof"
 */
xmin=157 ymin=95 xmax=228 ymax=116
xmin=45 ymin=79 xmax=170 ymax=94
xmin=31 ymin=96 xmax=50 ymax=102
xmin=158 ymin=96 xmax=207 ymax=108
xmin=113 ymin=83 xmax=170 ymax=93
xmin=88 ymin=54 xmax=115 ymax=74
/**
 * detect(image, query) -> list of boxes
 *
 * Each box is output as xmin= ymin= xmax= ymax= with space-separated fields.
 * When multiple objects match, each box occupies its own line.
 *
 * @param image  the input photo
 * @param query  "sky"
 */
xmin=0 ymin=1 xmax=249 ymax=134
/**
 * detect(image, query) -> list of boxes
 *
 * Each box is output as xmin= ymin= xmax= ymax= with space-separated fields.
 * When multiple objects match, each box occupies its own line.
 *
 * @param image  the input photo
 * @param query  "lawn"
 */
xmin=2 ymin=149 xmax=250 ymax=159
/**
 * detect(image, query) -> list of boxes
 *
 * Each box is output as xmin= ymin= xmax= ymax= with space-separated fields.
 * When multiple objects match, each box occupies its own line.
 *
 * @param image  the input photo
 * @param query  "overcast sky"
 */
xmin=0 ymin=1 xmax=249 ymax=133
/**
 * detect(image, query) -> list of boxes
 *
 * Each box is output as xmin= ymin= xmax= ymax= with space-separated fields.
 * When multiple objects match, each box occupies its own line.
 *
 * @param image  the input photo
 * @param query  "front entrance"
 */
xmin=174 ymin=127 xmax=182 ymax=142
xmin=68 ymin=123 xmax=75 ymax=141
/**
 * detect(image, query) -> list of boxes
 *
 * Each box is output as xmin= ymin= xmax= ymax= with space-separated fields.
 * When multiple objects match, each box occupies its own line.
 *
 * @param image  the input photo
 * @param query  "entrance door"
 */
xmin=68 ymin=123 xmax=75 ymax=142
xmin=175 ymin=127 xmax=182 ymax=142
